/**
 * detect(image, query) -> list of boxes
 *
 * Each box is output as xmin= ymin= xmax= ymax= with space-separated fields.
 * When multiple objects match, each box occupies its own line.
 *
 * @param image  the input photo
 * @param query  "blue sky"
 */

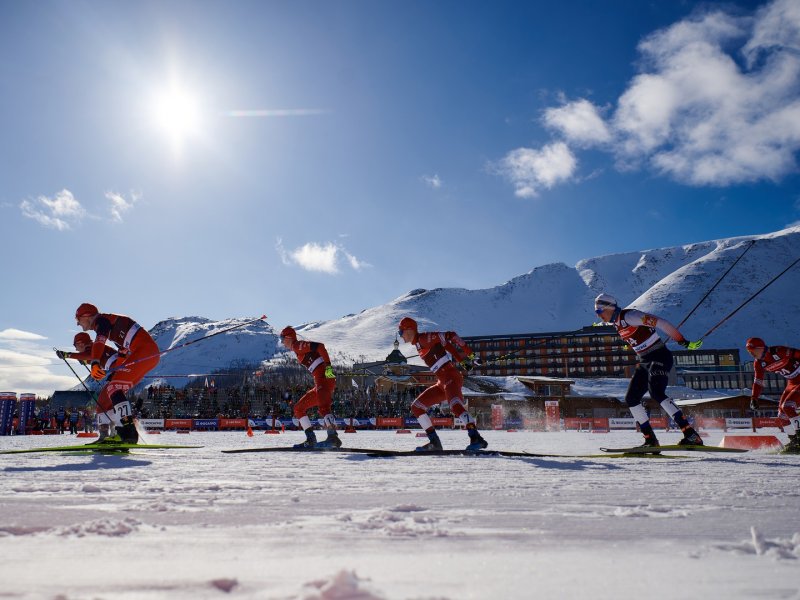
xmin=2 ymin=0 xmax=799 ymax=395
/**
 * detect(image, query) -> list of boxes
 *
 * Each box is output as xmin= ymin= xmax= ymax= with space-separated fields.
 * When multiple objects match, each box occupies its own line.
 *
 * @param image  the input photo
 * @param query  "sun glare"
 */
xmin=149 ymin=85 xmax=203 ymax=151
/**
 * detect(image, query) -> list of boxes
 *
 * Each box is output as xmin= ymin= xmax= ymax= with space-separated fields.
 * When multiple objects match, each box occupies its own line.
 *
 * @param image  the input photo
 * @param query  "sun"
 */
xmin=149 ymin=84 xmax=203 ymax=150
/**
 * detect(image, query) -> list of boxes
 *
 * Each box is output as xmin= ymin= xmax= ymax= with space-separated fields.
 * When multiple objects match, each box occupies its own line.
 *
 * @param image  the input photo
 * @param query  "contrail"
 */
xmin=223 ymin=108 xmax=331 ymax=117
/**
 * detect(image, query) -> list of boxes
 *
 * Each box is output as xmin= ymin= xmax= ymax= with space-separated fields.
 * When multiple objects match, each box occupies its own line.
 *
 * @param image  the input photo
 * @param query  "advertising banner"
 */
xmin=544 ymin=400 xmax=560 ymax=431
xmin=139 ymin=419 xmax=165 ymax=429
xmin=609 ymin=418 xmax=637 ymax=429
xmin=523 ymin=418 xmax=545 ymax=431
xmin=165 ymin=418 xmax=193 ymax=429
xmin=219 ymin=418 xmax=247 ymax=429
xmin=698 ymin=417 xmax=726 ymax=430
xmin=491 ymin=405 xmax=504 ymax=430
xmin=194 ymin=419 xmax=219 ymax=429
xmin=754 ymin=417 xmax=785 ymax=429
xmin=725 ymin=418 xmax=753 ymax=429
xmin=563 ymin=418 xmax=592 ymax=430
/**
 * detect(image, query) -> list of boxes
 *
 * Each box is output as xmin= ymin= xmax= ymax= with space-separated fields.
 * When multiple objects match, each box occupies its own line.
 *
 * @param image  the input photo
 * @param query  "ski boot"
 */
xmin=293 ymin=428 xmax=317 ymax=449
xmin=416 ymin=429 xmax=443 ymax=452
xmin=91 ymin=424 xmax=115 ymax=444
xmin=677 ymin=427 xmax=704 ymax=446
xmin=116 ymin=417 xmax=139 ymax=444
xmin=465 ymin=425 xmax=488 ymax=452
xmin=782 ymin=432 xmax=800 ymax=454
xmin=315 ymin=430 xmax=342 ymax=449
xmin=636 ymin=432 xmax=661 ymax=453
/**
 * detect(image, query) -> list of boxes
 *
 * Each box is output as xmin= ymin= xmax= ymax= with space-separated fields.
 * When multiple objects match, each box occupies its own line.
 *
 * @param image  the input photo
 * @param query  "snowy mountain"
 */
xmin=297 ymin=226 xmax=800 ymax=362
xmin=143 ymin=226 xmax=800 ymax=380
xmin=143 ymin=316 xmax=279 ymax=387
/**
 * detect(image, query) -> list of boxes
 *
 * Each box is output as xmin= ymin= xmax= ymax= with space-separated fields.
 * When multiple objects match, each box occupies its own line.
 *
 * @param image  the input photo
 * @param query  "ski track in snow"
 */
xmin=0 ymin=430 xmax=799 ymax=599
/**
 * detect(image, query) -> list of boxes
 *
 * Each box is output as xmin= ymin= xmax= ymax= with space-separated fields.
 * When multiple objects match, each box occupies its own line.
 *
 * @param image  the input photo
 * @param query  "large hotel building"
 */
xmin=461 ymin=326 xmax=785 ymax=394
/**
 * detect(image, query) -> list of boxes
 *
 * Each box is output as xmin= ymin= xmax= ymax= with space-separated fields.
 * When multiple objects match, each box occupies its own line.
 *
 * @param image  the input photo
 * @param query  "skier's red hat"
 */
xmin=398 ymin=317 xmax=418 ymax=333
xmin=75 ymin=303 xmax=99 ymax=319
xmin=73 ymin=332 xmax=92 ymax=348
xmin=746 ymin=337 xmax=766 ymax=350
xmin=279 ymin=326 xmax=297 ymax=340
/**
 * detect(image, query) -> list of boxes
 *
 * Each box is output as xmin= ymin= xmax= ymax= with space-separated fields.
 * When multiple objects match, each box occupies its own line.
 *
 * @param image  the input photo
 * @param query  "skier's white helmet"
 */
xmin=594 ymin=293 xmax=618 ymax=312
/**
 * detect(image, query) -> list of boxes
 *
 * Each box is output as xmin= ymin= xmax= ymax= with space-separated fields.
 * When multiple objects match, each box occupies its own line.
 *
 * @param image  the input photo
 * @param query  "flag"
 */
xmin=351 ymin=378 xmax=359 ymax=389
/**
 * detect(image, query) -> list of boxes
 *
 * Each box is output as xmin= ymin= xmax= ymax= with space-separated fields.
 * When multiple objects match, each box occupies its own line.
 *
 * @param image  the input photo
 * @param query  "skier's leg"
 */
xmin=445 ymin=371 xmax=487 ymax=450
xmin=647 ymin=353 xmax=702 ymax=445
xmin=292 ymin=388 xmax=318 ymax=447
xmin=411 ymin=384 xmax=444 ymax=451
xmin=779 ymin=381 xmax=800 ymax=453
xmin=625 ymin=364 xmax=658 ymax=446
xmin=315 ymin=379 xmax=341 ymax=448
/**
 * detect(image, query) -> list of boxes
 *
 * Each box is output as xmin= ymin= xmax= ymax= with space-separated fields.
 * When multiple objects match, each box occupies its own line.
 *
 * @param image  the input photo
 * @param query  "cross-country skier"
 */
xmin=74 ymin=303 xmax=160 ymax=444
xmin=279 ymin=326 xmax=341 ymax=448
xmin=397 ymin=317 xmax=487 ymax=452
xmin=55 ymin=332 xmax=124 ymax=439
xmin=594 ymin=294 xmax=704 ymax=448
xmin=745 ymin=337 xmax=800 ymax=454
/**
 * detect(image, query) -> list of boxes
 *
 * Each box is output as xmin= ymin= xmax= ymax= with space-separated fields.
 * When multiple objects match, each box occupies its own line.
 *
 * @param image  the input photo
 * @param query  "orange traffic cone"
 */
xmin=246 ymin=425 xmax=254 ymax=437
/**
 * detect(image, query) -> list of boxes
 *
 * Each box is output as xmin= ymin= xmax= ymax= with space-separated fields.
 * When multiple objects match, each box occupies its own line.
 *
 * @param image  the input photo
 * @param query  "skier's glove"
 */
xmin=324 ymin=365 xmax=335 ymax=379
xmin=90 ymin=363 xmax=106 ymax=381
xmin=460 ymin=354 xmax=481 ymax=372
xmin=55 ymin=350 xmax=71 ymax=359
xmin=678 ymin=340 xmax=703 ymax=350
xmin=750 ymin=397 xmax=759 ymax=411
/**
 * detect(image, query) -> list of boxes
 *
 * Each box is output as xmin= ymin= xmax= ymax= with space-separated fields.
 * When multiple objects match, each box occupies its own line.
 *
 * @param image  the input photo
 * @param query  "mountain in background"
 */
xmin=143 ymin=316 xmax=278 ymax=387
xmin=143 ymin=226 xmax=800 ymax=384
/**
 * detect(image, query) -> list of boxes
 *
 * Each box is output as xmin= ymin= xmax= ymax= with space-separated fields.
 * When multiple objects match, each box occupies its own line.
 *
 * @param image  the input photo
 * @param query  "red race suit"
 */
xmin=411 ymin=331 xmax=473 ymax=418
xmin=288 ymin=340 xmax=336 ymax=419
xmin=70 ymin=343 xmax=123 ymax=371
xmin=752 ymin=346 xmax=800 ymax=422
xmin=90 ymin=313 xmax=160 ymax=415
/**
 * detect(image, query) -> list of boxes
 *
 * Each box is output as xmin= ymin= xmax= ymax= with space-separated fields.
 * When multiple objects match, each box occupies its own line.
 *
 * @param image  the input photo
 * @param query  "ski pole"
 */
xmin=678 ymin=239 xmax=756 ymax=328
xmin=698 ymin=256 xmax=800 ymax=342
xmin=106 ymin=315 xmax=268 ymax=373
xmin=55 ymin=348 xmax=114 ymax=423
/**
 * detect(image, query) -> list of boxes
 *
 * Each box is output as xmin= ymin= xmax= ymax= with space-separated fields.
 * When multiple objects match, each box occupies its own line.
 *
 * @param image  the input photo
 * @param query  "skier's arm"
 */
xmin=626 ymin=310 xmax=688 ymax=344
xmin=751 ymin=359 xmax=765 ymax=401
xmin=443 ymin=332 xmax=472 ymax=363
xmin=91 ymin=316 xmax=113 ymax=362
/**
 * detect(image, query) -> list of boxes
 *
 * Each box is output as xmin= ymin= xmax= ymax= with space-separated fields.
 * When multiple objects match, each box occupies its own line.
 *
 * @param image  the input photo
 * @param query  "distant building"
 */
xmin=463 ymin=327 xmax=742 ymax=383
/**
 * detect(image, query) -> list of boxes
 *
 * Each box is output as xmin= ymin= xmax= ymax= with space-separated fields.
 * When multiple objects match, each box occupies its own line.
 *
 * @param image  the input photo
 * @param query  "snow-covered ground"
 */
xmin=1 ymin=429 xmax=798 ymax=599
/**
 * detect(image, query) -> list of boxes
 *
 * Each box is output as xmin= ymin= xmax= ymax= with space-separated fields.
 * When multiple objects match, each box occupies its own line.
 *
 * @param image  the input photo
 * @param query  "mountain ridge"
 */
xmin=139 ymin=226 xmax=800 ymax=384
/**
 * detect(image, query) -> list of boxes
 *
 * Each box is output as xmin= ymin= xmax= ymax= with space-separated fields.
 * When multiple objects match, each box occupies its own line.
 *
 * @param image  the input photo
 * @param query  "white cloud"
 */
xmin=276 ymin=238 xmax=370 ymax=274
xmin=0 ymin=339 xmax=76 ymax=397
xmin=544 ymin=99 xmax=611 ymax=146
xmin=422 ymin=174 xmax=443 ymax=189
xmin=344 ymin=251 xmax=371 ymax=271
xmin=106 ymin=191 xmax=141 ymax=223
xmin=610 ymin=4 xmax=800 ymax=185
xmin=497 ymin=142 xmax=578 ymax=198
xmin=743 ymin=0 xmax=800 ymax=63
xmin=0 ymin=329 xmax=47 ymax=341
xmin=498 ymin=0 xmax=800 ymax=193
xmin=20 ymin=189 xmax=85 ymax=230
